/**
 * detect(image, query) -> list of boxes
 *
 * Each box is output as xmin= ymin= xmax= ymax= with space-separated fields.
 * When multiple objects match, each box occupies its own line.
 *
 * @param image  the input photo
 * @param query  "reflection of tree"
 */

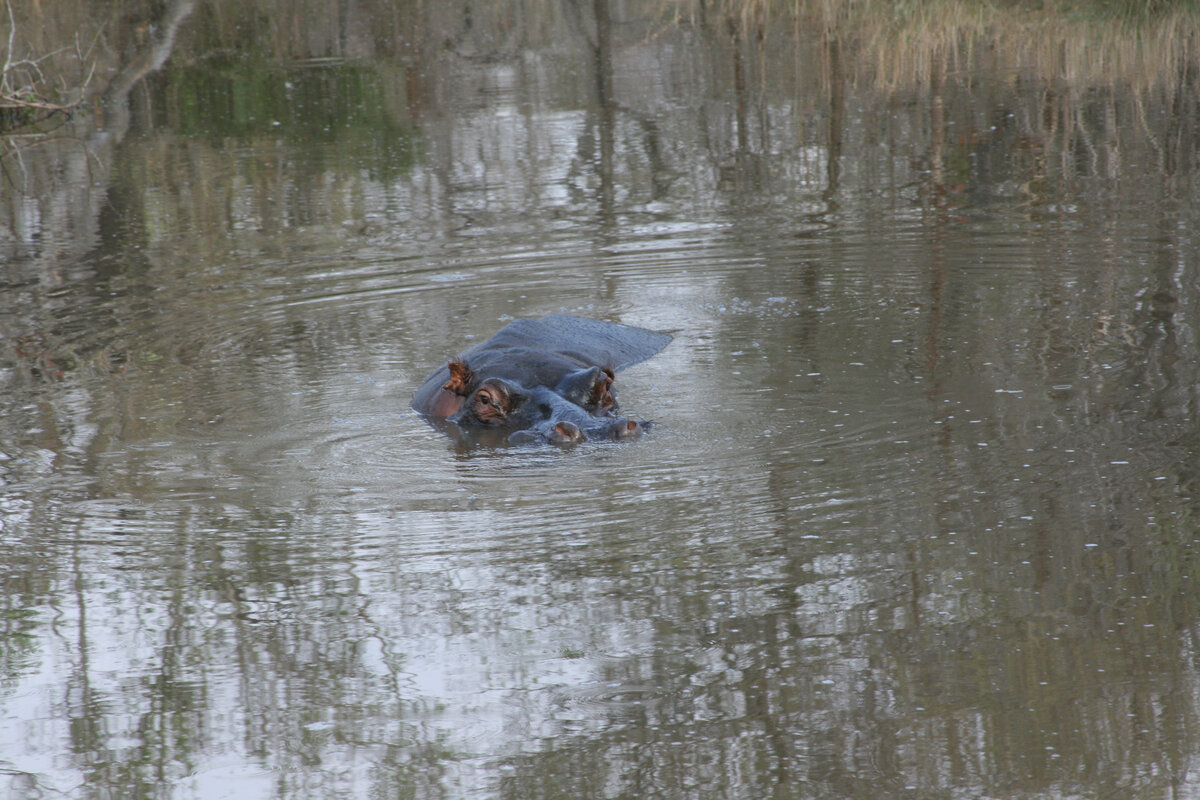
xmin=592 ymin=0 xmax=616 ymax=222
xmin=0 ymin=0 xmax=197 ymax=388
xmin=102 ymin=0 xmax=197 ymax=126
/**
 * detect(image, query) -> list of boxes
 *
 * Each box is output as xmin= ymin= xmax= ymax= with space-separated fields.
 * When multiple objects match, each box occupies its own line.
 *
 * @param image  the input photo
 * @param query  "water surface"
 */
xmin=3 ymin=2 xmax=1200 ymax=798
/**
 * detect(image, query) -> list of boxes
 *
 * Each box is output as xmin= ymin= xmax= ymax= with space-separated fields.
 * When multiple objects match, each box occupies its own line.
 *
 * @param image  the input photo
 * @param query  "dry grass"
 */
xmin=665 ymin=0 xmax=1200 ymax=91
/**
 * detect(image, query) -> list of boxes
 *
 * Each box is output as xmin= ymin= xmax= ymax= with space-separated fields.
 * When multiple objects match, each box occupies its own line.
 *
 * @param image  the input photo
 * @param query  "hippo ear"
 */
xmin=590 ymin=366 xmax=617 ymax=411
xmin=442 ymin=359 xmax=474 ymax=396
xmin=556 ymin=366 xmax=618 ymax=413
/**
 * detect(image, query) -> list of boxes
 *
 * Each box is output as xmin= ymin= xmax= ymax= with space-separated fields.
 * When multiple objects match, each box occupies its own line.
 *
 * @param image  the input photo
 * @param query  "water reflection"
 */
xmin=4 ymin=1 xmax=1200 ymax=798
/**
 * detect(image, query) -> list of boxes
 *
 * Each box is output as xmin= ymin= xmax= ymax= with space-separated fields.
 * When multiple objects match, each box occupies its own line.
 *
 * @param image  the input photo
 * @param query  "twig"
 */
xmin=0 ymin=93 xmax=82 ymax=111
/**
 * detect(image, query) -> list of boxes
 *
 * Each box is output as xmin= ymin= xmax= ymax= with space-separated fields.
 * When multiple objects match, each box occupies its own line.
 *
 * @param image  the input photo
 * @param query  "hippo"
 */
xmin=412 ymin=314 xmax=672 ymax=446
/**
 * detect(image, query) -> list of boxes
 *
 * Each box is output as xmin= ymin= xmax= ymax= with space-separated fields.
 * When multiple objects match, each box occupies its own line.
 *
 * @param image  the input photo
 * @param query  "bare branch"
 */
xmin=0 ymin=2 xmax=102 ymax=120
xmin=2 ymin=0 xmax=16 ymax=94
xmin=0 ymin=93 xmax=82 ymax=112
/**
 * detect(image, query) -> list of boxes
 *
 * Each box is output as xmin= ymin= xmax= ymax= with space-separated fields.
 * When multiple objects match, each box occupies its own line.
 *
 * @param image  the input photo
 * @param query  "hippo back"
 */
xmin=468 ymin=315 xmax=672 ymax=372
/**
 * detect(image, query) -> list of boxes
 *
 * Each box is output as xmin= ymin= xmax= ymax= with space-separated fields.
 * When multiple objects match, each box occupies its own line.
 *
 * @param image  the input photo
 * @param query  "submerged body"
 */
xmin=412 ymin=315 xmax=672 ymax=446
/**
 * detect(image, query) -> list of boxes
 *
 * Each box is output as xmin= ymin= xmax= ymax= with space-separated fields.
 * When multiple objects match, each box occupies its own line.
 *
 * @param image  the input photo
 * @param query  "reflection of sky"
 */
xmin=0 ymin=498 xmax=736 ymax=796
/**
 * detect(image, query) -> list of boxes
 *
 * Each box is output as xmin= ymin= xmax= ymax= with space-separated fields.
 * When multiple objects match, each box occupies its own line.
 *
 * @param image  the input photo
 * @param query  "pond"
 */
xmin=3 ymin=1 xmax=1200 ymax=798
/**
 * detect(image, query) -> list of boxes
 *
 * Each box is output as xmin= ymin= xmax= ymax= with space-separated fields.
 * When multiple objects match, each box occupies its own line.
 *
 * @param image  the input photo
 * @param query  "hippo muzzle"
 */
xmin=451 ymin=383 xmax=650 ymax=446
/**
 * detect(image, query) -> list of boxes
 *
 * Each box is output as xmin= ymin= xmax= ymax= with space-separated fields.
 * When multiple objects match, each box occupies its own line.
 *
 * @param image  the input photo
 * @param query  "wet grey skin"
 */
xmin=412 ymin=315 xmax=671 ymax=448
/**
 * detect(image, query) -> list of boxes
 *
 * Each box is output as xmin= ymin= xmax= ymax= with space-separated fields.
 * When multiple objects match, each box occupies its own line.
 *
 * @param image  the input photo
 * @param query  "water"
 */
xmin=3 ymin=2 xmax=1200 ymax=798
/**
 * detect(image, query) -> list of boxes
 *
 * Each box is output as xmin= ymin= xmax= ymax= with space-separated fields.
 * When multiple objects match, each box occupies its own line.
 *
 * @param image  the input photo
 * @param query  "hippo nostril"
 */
xmin=549 ymin=421 xmax=584 ymax=445
xmin=611 ymin=419 xmax=649 ymax=439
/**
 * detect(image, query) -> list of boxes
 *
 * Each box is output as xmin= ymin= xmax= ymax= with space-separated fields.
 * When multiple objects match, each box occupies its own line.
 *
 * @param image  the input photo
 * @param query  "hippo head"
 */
xmin=411 ymin=315 xmax=671 ymax=449
xmin=448 ymin=377 xmax=649 ymax=446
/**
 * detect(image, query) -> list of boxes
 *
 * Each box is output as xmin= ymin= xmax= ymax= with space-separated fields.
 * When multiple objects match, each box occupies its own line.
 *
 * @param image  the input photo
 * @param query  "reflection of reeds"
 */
xmin=667 ymin=0 xmax=1200 ymax=91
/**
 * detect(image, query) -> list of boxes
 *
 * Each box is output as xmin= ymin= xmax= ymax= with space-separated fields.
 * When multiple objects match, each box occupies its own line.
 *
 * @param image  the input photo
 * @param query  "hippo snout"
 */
xmin=582 ymin=416 xmax=650 ymax=442
xmin=507 ymin=416 xmax=651 ymax=446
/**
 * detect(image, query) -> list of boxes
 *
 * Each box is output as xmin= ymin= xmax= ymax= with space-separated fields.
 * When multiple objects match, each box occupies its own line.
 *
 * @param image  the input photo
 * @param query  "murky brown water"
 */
xmin=4 ymin=2 xmax=1200 ymax=798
